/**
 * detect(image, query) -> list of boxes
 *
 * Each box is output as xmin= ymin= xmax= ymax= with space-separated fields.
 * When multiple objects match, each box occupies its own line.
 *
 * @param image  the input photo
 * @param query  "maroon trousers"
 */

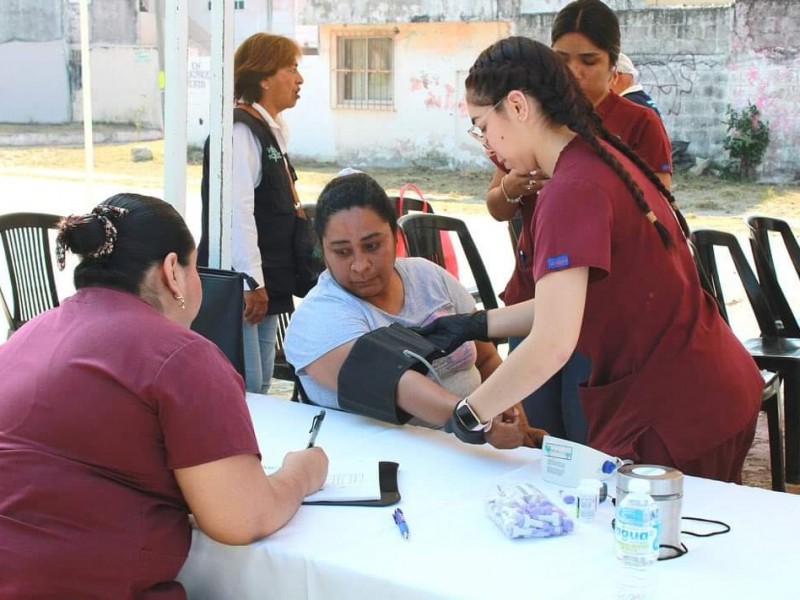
xmin=635 ymin=413 xmax=759 ymax=483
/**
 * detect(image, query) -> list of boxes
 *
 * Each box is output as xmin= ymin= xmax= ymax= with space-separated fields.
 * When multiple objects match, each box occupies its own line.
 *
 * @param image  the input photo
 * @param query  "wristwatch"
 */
xmin=454 ymin=398 xmax=490 ymax=432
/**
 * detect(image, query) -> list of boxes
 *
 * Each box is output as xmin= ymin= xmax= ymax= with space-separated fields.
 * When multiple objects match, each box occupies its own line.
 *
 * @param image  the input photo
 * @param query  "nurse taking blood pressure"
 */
xmin=418 ymin=36 xmax=762 ymax=484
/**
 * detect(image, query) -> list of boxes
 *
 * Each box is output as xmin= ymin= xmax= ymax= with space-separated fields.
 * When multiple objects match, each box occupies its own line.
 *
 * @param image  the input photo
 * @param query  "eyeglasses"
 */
xmin=467 ymin=96 xmax=506 ymax=147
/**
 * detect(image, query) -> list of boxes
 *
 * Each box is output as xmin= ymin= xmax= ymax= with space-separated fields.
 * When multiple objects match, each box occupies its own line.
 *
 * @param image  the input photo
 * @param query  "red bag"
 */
xmin=394 ymin=183 xmax=459 ymax=279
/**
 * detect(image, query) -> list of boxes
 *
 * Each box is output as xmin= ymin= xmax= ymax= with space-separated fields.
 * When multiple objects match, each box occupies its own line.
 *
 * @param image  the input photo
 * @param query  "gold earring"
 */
xmin=175 ymin=294 xmax=186 ymax=310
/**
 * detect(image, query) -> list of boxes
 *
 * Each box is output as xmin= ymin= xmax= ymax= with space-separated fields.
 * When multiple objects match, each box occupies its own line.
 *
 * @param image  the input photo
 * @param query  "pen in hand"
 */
xmin=393 ymin=508 xmax=409 ymax=540
xmin=306 ymin=409 xmax=326 ymax=449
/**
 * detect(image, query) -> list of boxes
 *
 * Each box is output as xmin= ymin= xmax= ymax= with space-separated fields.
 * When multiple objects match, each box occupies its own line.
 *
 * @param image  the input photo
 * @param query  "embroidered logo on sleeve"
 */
xmin=546 ymin=254 xmax=570 ymax=269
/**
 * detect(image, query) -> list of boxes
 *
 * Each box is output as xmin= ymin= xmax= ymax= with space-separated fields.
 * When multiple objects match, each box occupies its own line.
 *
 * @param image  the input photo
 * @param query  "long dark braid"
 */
xmin=466 ymin=37 xmax=690 ymax=248
xmin=593 ymin=118 xmax=691 ymax=239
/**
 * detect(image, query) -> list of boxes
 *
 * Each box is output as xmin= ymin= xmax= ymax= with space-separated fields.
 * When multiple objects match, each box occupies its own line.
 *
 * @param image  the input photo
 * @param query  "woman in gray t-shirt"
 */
xmin=285 ymin=173 xmax=538 ymax=449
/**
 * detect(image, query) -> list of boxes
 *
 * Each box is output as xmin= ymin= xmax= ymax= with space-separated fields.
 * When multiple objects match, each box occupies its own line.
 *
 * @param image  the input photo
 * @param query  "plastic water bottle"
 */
xmin=615 ymin=478 xmax=660 ymax=599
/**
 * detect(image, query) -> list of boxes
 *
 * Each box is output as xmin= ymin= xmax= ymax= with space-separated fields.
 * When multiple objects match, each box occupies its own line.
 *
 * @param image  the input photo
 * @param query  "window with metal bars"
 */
xmin=335 ymin=36 xmax=393 ymax=110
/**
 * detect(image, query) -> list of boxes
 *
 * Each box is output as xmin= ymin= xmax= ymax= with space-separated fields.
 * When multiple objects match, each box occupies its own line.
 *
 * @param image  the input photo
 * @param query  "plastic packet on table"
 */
xmin=485 ymin=482 xmax=574 ymax=539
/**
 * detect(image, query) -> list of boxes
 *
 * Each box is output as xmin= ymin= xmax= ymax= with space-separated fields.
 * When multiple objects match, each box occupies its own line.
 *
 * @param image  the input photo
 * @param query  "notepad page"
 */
xmin=264 ymin=459 xmax=382 ymax=502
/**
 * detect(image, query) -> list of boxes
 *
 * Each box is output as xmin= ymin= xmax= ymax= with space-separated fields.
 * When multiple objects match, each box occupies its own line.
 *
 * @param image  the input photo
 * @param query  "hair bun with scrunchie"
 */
xmin=55 ymin=205 xmax=129 ymax=271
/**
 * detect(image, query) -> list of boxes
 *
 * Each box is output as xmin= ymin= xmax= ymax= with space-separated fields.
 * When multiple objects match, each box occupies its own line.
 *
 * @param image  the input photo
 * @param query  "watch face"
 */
xmin=455 ymin=400 xmax=482 ymax=431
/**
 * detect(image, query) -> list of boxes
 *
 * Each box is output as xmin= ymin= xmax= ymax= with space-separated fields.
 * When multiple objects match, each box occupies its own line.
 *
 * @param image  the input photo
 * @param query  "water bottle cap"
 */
xmin=628 ymin=478 xmax=651 ymax=494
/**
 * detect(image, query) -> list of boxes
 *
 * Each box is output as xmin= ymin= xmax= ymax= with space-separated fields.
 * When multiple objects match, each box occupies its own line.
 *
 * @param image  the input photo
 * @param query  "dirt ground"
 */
xmin=2 ymin=138 xmax=800 ymax=235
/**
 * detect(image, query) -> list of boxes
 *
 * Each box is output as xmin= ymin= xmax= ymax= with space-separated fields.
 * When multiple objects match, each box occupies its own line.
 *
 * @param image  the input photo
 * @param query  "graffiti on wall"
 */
xmin=729 ymin=62 xmax=799 ymax=140
xmin=637 ymin=54 xmax=696 ymax=116
xmin=409 ymin=72 xmax=467 ymax=116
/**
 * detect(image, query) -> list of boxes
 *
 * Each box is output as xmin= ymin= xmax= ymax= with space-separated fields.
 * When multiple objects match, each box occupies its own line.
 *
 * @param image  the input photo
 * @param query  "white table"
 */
xmin=177 ymin=394 xmax=800 ymax=599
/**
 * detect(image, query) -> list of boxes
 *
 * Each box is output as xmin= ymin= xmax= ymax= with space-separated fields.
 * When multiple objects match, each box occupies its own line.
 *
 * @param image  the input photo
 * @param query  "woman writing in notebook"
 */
xmin=0 ymin=193 xmax=327 ymax=598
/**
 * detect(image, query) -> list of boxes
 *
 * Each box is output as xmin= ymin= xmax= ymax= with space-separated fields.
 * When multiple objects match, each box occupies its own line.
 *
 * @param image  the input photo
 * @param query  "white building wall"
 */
xmin=77 ymin=46 xmax=162 ymax=128
xmin=287 ymin=21 xmax=509 ymax=168
xmin=283 ymin=53 xmax=336 ymax=160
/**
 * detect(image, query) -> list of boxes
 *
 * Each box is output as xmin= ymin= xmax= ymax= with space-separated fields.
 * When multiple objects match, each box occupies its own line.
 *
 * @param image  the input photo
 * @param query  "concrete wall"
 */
xmin=0 ymin=1 xmax=70 ymax=123
xmin=0 ymin=39 xmax=71 ymax=123
xmin=301 ymin=0 xmax=498 ymax=24
xmin=517 ymin=6 xmax=733 ymax=162
xmin=645 ymin=0 xmax=730 ymax=5
xmin=613 ymin=0 xmax=798 ymax=181
xmin=0 ymin=0 xmax=62 ymax=42
xmin=187 ymin=0 xmax=272 ymax=52
xmin=300 ymin=1 xmax=659 ymax=23
xmin=727 ymin=0 xmax=800 ymax=180
xmin=76 ymin=46 xmax=162 ymax=128
xmin=90 ymin=0 xmax=138 ymax=44
xmin=293 ymin=0 xmax=798 ymax=180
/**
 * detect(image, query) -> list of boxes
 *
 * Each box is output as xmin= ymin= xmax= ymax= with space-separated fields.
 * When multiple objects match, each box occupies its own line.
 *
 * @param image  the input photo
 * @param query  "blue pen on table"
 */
xmin=392 ymin=508 xmax=409 ymax=540
xmin=306 ymin=410 xmax=326 ymax=448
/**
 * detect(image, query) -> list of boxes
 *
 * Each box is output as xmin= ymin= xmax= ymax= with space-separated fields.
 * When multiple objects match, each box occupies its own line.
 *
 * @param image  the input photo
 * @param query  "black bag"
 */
xmin=190 ymin=268 xmax=246 ymax=379
xmin=292 ymin=207 xmax=323 ymax=297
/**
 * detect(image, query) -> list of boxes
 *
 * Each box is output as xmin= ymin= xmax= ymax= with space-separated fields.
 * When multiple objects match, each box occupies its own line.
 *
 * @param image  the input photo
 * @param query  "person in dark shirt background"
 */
xmin=611 ymin=52 xmax=662 ymax=118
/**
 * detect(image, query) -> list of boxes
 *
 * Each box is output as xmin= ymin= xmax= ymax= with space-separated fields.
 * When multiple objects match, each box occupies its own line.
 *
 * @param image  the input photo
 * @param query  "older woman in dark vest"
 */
xmin=200 ymin=33 xmax=306 ymax=394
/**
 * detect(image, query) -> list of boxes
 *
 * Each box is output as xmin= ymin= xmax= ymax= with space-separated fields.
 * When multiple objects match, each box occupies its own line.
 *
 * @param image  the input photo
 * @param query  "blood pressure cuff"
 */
xmin=338 ymin=323 xmax=443 ymax=424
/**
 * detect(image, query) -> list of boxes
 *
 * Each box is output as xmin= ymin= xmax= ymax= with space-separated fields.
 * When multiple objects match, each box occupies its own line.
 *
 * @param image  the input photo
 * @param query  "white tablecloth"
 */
xmin=177 ymin=394 xmax=800 ymax=599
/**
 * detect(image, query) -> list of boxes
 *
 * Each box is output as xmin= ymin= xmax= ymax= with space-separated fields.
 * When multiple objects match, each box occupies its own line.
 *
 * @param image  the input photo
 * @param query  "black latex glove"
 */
xmin=443 ymin=414 xmax=486 ymax=445
xmin=412 ymin=311 xmax=489 ymax=356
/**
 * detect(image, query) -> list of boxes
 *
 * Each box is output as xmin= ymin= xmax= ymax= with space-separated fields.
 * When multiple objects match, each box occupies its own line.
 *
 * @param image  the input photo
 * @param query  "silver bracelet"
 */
xmin=500 ymin=175 xmax=522 ymax=204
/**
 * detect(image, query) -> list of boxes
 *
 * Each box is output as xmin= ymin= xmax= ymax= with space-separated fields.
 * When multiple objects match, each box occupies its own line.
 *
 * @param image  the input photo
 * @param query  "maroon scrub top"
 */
xmin=502 ymin=91 xmax=673 ymax=306
xmin=531 ymin=138 xmax=761 ymax=464
xmin=0 ymin=287 xmax=259 ymax=598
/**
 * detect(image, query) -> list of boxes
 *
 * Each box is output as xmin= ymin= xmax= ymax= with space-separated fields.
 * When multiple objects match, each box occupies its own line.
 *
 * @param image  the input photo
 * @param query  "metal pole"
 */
xmin=163 ymin=0 xmax=189 ymax=215
xmin=78 ymin=0 xmax=94 ymax=202
xmin=153 ymin=0 xmax=166 ymax=122
xmin=207 ymin=0 xmax=234 ymax=268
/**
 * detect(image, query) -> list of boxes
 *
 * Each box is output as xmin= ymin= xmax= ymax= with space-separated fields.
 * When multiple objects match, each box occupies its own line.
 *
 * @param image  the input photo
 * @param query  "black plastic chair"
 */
xmin=0 ymin=212 xmax=62 ymax=336
xmin=747 ymin=216 xmax=800 ymax=337
xmin=191 ymin=268 xmax=246 ymax=380
xmin=398 ymin=213 xmax=498 ymax=310
xmin=692 ymin=229 xmax=791 ymax=490
xmin=273 ymin=306 xmax=295 ymax=382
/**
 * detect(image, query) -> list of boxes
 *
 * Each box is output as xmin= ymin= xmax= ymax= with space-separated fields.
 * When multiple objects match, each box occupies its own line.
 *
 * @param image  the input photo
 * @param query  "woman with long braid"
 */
xmin=485 ymin=0 xmax=674 ymax=445
xmin=418 ymin=37 xmax=761 ymax=483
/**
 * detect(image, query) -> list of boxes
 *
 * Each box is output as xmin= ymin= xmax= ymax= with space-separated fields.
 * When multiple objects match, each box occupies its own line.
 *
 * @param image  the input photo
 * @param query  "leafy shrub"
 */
xmin=721 ymin=102 xmax=770 ymax=181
